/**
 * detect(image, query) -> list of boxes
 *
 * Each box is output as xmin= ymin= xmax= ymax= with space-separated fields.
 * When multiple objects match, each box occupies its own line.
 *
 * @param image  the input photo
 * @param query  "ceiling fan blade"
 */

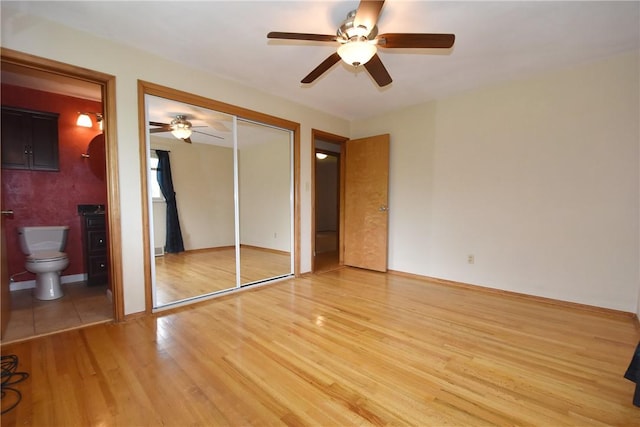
xmin=377 ymin=33 xmax=455 ymax=49
xmin=193 ymin=130 xmax=224 ymax=140
xmin=207 ymin=121 xmax=230 ymax=132
xmin=354 ymin=0 xmax=385 ymax=31
xmin=149 ymin=121 xmax=169 ymax=127
xmin=268 ymin=32 xmax=338 ymax=42
xmin=301 ymin=52 xmax=341 ymax=84
xmin=364 ymin=53 xmax=392 ymax=87
xmin=149 ymin=121 xmax=172 ymax=134
xmin=149 ymin=120 xmax=208 ymax=134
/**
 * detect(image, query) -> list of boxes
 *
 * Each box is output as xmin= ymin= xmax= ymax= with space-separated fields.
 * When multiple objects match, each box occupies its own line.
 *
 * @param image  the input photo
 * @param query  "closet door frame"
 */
xmin=137 ymin=80 xmax=301 ymax=314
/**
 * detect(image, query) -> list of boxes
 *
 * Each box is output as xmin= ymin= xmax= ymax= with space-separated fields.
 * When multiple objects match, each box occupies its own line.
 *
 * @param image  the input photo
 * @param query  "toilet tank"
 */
xmin=17 ymin=226 xmax=69 ymax=255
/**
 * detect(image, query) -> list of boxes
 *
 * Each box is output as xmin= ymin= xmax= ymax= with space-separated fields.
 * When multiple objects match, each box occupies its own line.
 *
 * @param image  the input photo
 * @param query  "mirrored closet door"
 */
xmin=144 ymin=94 xmax=294 ymax=309
xmin=237 ymin=120 xmax=294 ymax=286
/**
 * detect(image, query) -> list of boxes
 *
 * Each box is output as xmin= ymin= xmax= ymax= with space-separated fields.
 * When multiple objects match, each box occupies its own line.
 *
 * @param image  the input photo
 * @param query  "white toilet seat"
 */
xmin=26 ymin=251 xmax=67 ymax=263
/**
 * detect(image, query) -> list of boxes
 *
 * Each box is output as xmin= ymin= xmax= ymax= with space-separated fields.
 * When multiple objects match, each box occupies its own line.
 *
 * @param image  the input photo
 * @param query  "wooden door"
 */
xmin=1 ymin=212 xmax=11 ymax=340
xmin=344 ymin=134 xmax=390 ymax=272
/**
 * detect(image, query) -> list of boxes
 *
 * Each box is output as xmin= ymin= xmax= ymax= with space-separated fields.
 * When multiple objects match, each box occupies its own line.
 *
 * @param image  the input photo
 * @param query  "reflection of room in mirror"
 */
xmin=145 ymin=94 xmax=294 ymax=309
xmin=146 ymin=95 xmax=233 ymax=146
xmin=238 ymin=119 xmax=292 ymax=285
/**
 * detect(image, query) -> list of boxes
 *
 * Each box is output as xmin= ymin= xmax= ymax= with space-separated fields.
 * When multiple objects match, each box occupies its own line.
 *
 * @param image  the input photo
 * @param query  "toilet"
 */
xmin=17 ymin=226 xmax=70 ymax=300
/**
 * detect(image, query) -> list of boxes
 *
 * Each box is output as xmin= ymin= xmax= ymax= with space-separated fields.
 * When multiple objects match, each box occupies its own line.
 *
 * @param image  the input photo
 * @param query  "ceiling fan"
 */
xmin=267 ymin=0 xmax=455 ymax=87
xmin=149 ymin=115 xmax=223 ymax=143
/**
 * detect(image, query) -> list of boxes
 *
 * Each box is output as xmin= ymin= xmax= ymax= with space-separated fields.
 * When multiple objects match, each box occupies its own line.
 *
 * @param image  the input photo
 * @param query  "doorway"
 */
xmin=312 ymin=130 xmax=347 ymax=273
xmin=0 ymin=48 xmax=123 ymax=342
xmin=312 ymin=131 xmax=390 ymax=274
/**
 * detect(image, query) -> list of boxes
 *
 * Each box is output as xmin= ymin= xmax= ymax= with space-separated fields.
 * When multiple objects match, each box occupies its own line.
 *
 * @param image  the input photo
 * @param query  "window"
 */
xmin=149 ymin=152 xmax=164 ymax=201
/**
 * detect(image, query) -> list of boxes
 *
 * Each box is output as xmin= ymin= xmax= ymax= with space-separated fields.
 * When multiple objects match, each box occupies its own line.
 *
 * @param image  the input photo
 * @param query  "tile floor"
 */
xmin=2 ymin=281 xmax=113 ymax=343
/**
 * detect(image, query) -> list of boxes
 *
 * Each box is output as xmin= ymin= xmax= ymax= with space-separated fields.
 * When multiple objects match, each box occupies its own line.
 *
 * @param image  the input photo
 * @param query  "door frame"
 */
xmin=311 ymin=129 xmax=348 ymax=272
xmin=1 ymin=214 xmax=9 ymax=339
xmin=138 ymin=80 xmax=301 ymax=313
xmin=1 ymin=47 xmax=125 ymax=321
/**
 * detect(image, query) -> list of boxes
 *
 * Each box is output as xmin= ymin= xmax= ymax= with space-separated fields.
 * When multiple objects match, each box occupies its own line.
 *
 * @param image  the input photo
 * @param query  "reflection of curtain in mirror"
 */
xmin=156 ymin=150 xmax=185 ymax=253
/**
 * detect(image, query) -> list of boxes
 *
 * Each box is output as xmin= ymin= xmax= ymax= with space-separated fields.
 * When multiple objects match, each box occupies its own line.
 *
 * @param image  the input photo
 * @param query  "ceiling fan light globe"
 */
xmin=337 ymin=41 xmax=377 ymax=67
xmin=171 ymin=127 xmax=192 ymax=139
xmin=170 ymin=115 xmax=193 ymax=140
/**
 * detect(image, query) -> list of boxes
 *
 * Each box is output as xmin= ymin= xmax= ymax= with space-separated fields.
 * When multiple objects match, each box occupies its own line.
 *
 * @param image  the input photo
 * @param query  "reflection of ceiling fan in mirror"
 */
xmin=149 ymin=115 xmax=224 ymax=143
xmin=267 ymin=0 xmax=455 ymax=87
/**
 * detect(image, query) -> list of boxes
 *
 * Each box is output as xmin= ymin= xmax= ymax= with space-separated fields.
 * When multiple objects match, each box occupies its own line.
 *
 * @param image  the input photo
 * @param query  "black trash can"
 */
xmin=624 ymin=342 xmax=640 ymax=407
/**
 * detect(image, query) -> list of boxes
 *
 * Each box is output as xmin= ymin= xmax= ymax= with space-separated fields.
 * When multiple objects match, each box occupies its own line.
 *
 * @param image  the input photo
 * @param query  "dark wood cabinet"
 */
xmin=1 ymin=106 xmax=59 ymax=171
xmin=81 ymin=213 xmax=108 ymax=286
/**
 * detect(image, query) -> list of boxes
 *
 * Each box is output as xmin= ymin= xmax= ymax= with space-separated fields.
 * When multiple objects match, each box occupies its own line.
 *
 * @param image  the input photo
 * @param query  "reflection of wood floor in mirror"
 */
xmin=154 ymin=246 xmax=291 ymax=306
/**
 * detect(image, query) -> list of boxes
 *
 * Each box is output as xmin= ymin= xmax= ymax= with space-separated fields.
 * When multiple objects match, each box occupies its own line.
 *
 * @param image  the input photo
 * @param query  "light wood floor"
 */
xmin=314 ymin=250 xmax=340 ymax=273
xmin=2 ymin=268 xmax=639 ymax=425
xmin=155 ymin=246 xmax=291 ymax=306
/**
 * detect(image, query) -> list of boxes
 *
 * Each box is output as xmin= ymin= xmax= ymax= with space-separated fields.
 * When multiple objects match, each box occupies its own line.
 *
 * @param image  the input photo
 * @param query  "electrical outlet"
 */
xmin=467 ymin=254 xmax=475 ymax=264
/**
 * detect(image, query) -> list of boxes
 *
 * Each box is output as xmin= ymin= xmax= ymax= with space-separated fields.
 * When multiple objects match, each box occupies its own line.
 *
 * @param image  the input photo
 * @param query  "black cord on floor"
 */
xmin=1 ymin=355 xmax=29 ymax=414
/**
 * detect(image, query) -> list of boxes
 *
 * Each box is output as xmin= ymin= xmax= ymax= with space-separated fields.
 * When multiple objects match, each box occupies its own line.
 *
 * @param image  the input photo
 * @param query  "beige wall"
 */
xmin=352 ymin=51 xmax=640 ymax=313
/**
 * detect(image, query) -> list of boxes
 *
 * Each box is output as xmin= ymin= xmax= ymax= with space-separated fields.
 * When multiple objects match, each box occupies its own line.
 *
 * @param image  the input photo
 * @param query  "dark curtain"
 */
xmin=155 ymin=150 xmax=184 ymax=253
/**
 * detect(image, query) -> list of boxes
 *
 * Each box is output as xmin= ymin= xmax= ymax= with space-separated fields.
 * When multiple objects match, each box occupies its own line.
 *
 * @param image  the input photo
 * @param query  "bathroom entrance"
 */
xmin=0 ymin=50 xmax=122 ymax=342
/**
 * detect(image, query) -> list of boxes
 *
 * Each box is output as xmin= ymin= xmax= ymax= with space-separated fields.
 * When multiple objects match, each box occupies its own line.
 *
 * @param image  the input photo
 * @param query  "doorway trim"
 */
xmin=1 ymin=47 xmax=125 ymax=321
xmin=138 ymin=80 xmax=301 ymax=313
xmin=311 ymin=129 xmax=348 ymax=272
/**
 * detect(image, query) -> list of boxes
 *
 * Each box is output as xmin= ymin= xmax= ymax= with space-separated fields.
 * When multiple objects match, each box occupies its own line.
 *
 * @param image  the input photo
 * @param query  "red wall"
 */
xmin=1 ymin=84 xmax=106 ymax=283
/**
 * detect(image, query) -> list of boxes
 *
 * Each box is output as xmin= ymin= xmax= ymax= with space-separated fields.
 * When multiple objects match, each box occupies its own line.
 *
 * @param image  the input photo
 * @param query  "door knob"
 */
xmin=379 ymin=205 xmax=388 ymax=212
xmin=1 ymin=210 xmax=14 ymax=216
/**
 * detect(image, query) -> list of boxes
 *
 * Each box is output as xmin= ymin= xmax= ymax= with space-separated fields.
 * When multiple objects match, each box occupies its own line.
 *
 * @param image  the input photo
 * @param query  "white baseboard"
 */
xmin=10 ymin=273 xmax=88 ymax=292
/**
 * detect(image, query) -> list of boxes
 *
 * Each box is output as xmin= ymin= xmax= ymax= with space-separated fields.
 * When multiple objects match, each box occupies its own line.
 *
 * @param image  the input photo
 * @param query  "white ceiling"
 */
xmin=1 ymin=1 xmax=639 ymax=121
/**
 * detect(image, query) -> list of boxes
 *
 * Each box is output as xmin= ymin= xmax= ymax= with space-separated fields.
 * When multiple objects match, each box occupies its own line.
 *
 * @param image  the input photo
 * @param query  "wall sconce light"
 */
xmin=316 ymin=152 xmax=328 ymax=160
xmin=76 ymin=113 xmax=92 ymax=127
xmin=77 ymin=112 xmax=104 ymax=130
